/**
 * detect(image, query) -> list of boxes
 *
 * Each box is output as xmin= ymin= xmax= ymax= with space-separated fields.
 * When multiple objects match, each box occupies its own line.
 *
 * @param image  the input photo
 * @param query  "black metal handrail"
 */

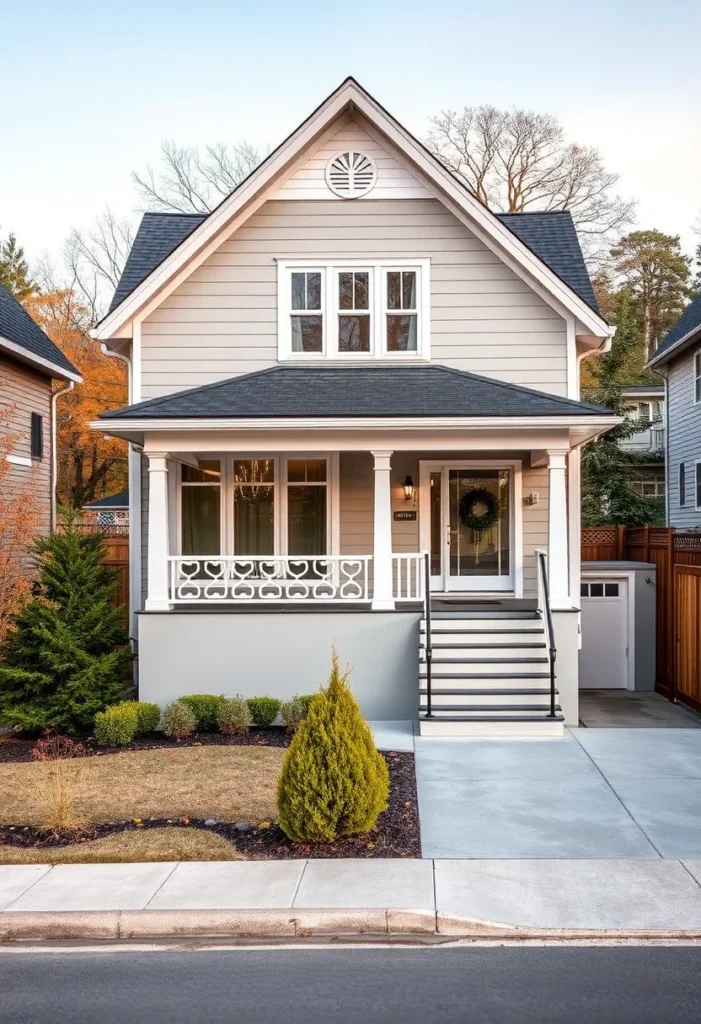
xmin=537 ymin=550 xmax=557 ymax=718
xmin=423 ymin=550 xmax=433 ymax=718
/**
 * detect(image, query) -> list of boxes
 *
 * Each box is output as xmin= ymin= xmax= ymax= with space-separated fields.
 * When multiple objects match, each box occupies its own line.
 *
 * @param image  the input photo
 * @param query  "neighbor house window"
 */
xmin=696 ymin=462 xmax=701 ymax=510
xmin=630 ymin=478 xmax=665 ymax=498
xmin=278 ymin=260 xmax=429 ymax=360
xmin=30 ymin=413 xmax=43 ymax=459
xmin=181 ymin=461 xmax=221 ymax=555
xmin=679 ymin=463 xmax=686 ymax=507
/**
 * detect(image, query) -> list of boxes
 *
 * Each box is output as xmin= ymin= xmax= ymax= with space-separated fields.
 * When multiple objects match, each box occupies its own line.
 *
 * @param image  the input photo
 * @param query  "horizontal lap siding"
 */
xmin=667 ymin=350 xmax=701 ymax=528
xmin=141 ymin=198 xmax=567 ymax=398
xmin=0 ymin=355 xmax=52 ymax=535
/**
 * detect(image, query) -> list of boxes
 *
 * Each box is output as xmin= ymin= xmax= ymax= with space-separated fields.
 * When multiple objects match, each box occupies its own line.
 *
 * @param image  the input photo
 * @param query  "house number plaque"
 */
xmin=393 ymin=511 xmax=417 ymax=521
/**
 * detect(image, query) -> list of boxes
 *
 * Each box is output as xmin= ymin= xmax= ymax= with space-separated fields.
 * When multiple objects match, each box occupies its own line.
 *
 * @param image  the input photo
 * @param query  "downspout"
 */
xmin=51 ymin=380 xmax=75 ymax=531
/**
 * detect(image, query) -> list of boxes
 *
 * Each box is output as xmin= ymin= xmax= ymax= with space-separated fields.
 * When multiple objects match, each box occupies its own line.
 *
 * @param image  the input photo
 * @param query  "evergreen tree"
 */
xmin=0 ymin=512 xmax=131 ymax=733
xmin=581 ymin=292 xmax=665 ymax=528
xmin=0 ymin=230 xmax=36 ymax=300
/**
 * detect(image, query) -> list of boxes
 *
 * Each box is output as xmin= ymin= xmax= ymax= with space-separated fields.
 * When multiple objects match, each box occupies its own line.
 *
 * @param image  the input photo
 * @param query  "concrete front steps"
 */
xmin=418 ymin=609 xmax=564 ymax=737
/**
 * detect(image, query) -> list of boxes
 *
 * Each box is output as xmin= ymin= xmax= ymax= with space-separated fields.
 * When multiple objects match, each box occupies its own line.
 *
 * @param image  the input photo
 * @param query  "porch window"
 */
xmin=181 ymin=460 xmax=221 ymax=555
xmin=233 ymin=459 xmax=275 ymax=555
xmin=287 ymin=458 xmax=327 ymax=555
xmin=278 ymin=260 xmax=429 ymax=360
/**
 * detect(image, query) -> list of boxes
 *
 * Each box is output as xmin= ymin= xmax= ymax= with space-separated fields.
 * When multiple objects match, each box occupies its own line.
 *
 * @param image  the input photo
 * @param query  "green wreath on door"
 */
xmin=458 ymin=488 xmax=503 ymax=564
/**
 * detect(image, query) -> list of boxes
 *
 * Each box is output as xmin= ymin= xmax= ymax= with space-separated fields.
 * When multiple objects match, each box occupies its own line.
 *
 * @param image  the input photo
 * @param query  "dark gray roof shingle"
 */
xmin=101 ymin=364 xmax=611 ymax=420
xmin=651 ymin=295 xmax=701 ymax=364
xmin=84 ymin=488 xmax=129 ymax=509
xmin=107 ymin=209 xmax=599 ymax=317
xmin=0 ymin=285 xmax=80 ymax=378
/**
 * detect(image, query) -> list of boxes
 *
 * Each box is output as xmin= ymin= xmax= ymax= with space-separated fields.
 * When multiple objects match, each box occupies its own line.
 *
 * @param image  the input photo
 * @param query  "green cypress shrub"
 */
xmin=277 ymin=650 xmax=389 ymax=843
xmin=177 ymin=694 xmax=225 ymax=731
xmin=0 ymin=511 xmax=131 ymax=733
xmin=246 ymin=696 xmax=282 ymax=726
xmin=94 ymin=703 xmax=139 ymax=746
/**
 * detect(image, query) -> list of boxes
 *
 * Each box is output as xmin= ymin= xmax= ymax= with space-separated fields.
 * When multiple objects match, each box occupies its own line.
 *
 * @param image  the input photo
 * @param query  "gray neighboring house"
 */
xmin=647 ymin=295 xmax=701 ymax=527
xmin=90 ymin=78 xmax=618 ymax=735
xmin=0 ymin=284 xmax=82 ymax=534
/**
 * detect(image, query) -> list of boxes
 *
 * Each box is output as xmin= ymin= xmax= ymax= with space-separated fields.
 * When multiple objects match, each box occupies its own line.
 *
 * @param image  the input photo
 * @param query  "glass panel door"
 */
xmin=447 ymin=468 xmax=511 ymax=591
xmin=233 ymin=459 xmax=275 ymax=555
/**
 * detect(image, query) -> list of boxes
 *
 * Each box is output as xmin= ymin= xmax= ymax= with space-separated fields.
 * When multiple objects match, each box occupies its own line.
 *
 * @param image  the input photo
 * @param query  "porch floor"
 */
xmin=579 ymin=690 xmax=701 ymax=729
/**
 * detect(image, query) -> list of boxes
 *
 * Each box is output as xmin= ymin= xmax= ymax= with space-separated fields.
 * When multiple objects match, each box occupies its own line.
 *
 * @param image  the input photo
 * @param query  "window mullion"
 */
xmin=326 ymin=265 xmax=334 ymax=358
xmin=375 ymin=265 xmax=383 ymax=358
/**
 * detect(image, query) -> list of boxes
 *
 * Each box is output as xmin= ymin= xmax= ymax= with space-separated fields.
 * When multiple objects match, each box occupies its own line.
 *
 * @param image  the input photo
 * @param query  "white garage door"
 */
xmin=579 ymin=577 xmax=629 ymax=689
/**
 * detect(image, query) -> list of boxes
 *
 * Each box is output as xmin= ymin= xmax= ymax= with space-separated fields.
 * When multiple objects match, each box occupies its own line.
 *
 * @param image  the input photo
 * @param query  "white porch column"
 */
xmin=371 ymin=450 xmax=395 ymax=610
xmin=145 ymin=453 xmax=171 ymax=611
xmin=547 ymin=449 xmax=570 ymax=609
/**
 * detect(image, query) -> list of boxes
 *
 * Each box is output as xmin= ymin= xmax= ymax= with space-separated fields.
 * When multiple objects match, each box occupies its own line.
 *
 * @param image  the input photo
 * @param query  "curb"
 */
xmin=3 ymin=909 xmax=701 ymax=942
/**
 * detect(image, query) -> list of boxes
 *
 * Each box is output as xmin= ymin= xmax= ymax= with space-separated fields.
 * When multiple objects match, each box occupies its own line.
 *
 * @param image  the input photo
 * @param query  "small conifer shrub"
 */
xmin=277 ymin=650 xmax=389 ymax=843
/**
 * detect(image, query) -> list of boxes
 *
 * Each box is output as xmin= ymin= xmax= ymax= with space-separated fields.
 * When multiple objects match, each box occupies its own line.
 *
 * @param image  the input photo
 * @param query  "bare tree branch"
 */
xmin=132 ymin=139 xmax=266 ymax=214
xmin=426 ymin=105 xmax=636 ymax=267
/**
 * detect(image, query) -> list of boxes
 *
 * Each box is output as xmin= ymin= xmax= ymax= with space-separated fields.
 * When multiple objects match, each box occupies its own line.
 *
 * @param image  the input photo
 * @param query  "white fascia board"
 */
xmin=647 ymin=325 xmax=701 ymax=368
xmin=94 ymin=78 xmax=611 ymax=343
xmin=0 ymin=336 xmax=82 ymax=383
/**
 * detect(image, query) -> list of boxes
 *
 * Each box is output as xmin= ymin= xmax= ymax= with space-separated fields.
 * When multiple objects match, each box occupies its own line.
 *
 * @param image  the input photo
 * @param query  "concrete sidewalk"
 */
xmin=3 ymin=858 xmax=701 ymax=940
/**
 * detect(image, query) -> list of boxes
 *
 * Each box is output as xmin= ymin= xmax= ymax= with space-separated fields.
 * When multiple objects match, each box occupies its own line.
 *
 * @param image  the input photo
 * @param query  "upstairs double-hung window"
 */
xmin=279 ymin=260 xmax=429 ymax=360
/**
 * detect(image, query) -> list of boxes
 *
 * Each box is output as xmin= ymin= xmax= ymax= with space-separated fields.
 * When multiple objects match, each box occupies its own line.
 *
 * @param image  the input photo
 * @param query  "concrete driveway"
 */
xmin=370 ymin=723 xmax=701 ymax=860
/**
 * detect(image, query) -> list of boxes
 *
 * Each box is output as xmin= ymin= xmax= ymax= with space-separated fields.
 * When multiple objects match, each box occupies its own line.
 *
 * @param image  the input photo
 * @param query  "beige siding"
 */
xmin=0 ymin=354 xmax=52 ymax=535
xmin=142 ymin=198 xmax=567 ymax=399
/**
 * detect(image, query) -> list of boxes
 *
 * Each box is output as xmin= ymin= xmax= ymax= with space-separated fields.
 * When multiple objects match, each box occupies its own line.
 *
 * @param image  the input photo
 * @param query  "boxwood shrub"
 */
xmin=246 ymin=696 xmax=282 ymax=727
xmin=94 ymin=703 xmax=139 ymax=747
xmin=177 ymin=694 xmax=225 ymax=731
xmin=218 ymin=695 xmax=250 ymax=735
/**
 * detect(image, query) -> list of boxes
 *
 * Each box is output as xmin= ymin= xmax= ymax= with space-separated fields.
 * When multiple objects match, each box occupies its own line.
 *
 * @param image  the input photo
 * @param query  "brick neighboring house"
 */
xmin=0 ymin=284 xmax=82 ymax=534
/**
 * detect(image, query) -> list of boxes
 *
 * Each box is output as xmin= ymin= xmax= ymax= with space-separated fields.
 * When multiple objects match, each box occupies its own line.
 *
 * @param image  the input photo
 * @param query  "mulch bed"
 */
xmin=0 ymin=727 xmax=290 ymax=763
xmin=0 ymin=751 xmax=420 ymax=859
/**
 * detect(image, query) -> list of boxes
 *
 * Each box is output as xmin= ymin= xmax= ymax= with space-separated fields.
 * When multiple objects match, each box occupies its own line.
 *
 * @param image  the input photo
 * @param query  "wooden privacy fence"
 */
xmin=100 ymin=536 xmax=130 ymax=629
xmin=582 ymin=525 xmax=701 ymax=713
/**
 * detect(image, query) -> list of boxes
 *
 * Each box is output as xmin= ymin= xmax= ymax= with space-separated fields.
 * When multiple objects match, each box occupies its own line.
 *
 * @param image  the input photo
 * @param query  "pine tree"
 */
xmin=0 ymin=512 xmax=131 ymax=733
xmin=0 ymin=230 xmax=36 ymax=301
xmin=277 ymin=650 xmax=389 ymax=843
xmin=581 ymin=292 xmax=665 ymax=528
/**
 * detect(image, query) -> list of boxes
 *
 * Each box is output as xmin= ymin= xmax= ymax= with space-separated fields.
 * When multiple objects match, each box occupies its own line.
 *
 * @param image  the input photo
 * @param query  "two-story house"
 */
xmin=647 ymin=294 xmax=701 ymax=526
xmin=1 ymin=284 xmax=81 ymax=535
xmin=92 ymin=79 xmax=616 ymax=735
xmin=620 ymin=384 xmax=665 ymax=501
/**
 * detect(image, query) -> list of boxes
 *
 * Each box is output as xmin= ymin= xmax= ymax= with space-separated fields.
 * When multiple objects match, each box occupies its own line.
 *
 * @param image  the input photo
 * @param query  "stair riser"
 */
xmin=421 ymin=645 xmax=546 ymax=659
xmin=419 ymin=719 xmax=565 ymax=738
xmin=421 ymin=619 xmax=542 ymax=631
xmin=420 ymin=693 xmax=556 ymax=708
xmin=422 ymin=662 xmax=548 ymax=676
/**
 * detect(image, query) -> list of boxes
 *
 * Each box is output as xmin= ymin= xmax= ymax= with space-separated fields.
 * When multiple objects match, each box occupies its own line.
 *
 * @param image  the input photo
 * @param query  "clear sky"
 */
xmin=1 ymin=0 xmax=699 ymax=268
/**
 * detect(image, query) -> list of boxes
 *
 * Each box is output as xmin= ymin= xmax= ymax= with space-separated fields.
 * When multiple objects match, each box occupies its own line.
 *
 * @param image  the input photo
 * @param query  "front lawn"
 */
xmin=0 ymin=746 xmax=284 ymax=826
xmin=0 ymin=827 xmax=238 ymax=864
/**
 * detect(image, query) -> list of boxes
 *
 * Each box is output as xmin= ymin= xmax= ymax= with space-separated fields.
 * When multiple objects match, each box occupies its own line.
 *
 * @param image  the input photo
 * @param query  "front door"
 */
xmin=424 ymin=464 xmax=514 ymax=593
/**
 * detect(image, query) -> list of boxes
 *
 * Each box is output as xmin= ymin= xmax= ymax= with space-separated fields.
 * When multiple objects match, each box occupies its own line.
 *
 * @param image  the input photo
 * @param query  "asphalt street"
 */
xmin=2 ymin=944 xmax=701 ymax=1023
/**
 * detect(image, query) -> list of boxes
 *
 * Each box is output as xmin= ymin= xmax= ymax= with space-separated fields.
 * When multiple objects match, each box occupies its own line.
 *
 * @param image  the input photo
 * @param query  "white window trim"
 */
xmin=176 ymin=454 xmax=339 ymax=557
xmin=277 ymin=258 xmax=431 ymax=362
xmin=6 ymin=454 xmax=32 ymax=468
xmin=695 ymin=350 xmax=701 ymax=406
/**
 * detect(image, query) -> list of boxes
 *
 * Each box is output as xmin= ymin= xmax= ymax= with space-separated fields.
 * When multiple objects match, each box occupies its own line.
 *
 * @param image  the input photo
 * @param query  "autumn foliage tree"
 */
xmin=23 ymin=290 xmax=128 ymax=507
xmin=0 ymin=412 xmax=41 ymax=645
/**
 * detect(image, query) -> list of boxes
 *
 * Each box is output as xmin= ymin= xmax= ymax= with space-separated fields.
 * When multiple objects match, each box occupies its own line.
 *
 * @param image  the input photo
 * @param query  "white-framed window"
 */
xmin=695 ymin=351 xmax=701 ymax=404
xmin=177 ymin=455 xmax=336 ymax=558
xmin=277 ymin=259 xmax=430 ymax=361
xmin=630 ymin=478 xmax=665 ymax=498
xmin=679 ymin=462 xmax=686 ymax=507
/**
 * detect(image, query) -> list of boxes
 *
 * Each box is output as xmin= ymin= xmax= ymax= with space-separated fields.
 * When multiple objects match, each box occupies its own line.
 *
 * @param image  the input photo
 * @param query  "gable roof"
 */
xmin=648 ymin=294 xmax=701 ymax=368
xmin=94 ymin=78 xmax=611 ymax=342
xmin=0 ymin=285 xmax=81 ymax=381
xmin=84 ymin=488 xmax=129 ymax=509
xmin=100 ymin=364 xmax=611 ymax=421
xmin=109 ymin=208 xmax=598 ymax=316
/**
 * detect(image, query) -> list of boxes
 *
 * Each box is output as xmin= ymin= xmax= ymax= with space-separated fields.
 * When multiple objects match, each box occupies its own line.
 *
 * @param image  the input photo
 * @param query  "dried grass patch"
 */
xmin=0 ymin=827 xmax=238 ymax=864
xmin=0 ymin=746 xmax=285 ymax=826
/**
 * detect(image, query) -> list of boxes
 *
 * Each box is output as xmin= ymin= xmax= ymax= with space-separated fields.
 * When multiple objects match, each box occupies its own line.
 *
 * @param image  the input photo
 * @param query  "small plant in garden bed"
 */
xmin=280 ymin=694 xmax=316 ymax=733
xmin=218 ymin=695 xmax=250 ymax=735
xmin=246 ymin=696 xmax=282 ymax=727
xmin=162 ymin=701 xmax=197 ymax=740
xmin=178 ymin=694 xmax=225 ymax=731
xmin=95 ymin=703 xmax=139 ymax=747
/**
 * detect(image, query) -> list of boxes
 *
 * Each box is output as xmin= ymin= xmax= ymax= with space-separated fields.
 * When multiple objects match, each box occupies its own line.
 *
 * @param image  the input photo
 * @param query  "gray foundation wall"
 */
xmin=137 ymin=610 xmax=421 ymax=721
xmin=552 ymin=610 xmax=580 ymax=726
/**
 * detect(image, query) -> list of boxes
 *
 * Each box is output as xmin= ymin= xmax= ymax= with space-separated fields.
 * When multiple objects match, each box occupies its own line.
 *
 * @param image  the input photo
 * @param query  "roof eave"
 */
xmin=0 ymin=336 xmax=82 ymax=382
xmin=647 ymin=326 xmax=701 ymax=369
xmin=93 ymin=78 xmax=610 ymax=343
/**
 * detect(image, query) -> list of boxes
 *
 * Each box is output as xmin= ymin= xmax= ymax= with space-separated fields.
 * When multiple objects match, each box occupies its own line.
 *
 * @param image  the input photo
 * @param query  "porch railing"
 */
xmin=392 ymin=552 xmax=425 ymax=602
xmin=535 ymin=548 xmax=557 ymax=718
xmin=168 ymin=555 xmax=372 ymax=604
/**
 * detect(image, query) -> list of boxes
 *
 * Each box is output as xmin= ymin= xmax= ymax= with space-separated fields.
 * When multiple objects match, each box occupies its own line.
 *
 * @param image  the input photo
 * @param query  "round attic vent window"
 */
xmin=325 ymin=151 xmax=377 ymax=199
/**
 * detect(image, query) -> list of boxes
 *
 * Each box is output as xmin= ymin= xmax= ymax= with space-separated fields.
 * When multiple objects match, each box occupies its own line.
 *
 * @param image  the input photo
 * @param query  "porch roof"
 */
xmin=100 ymin=364 xmax=611 ymax=421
